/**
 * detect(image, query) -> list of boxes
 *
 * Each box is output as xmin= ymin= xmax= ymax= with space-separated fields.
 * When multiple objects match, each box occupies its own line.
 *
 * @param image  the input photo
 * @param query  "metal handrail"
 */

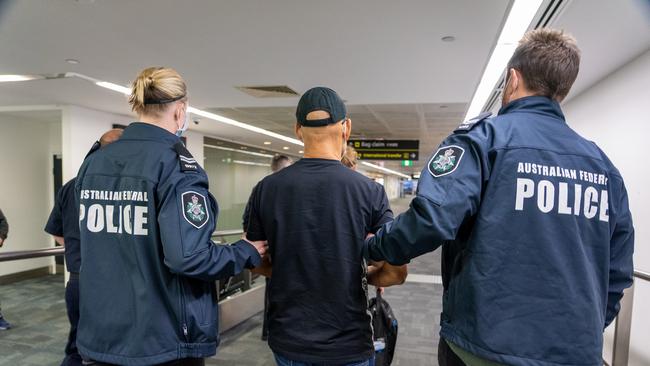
xmin=212 ymin=229 xmax=244 ymax=238
xmin=0 ymin=247 xmax=64 ymax=262
xmin=634 ymin=270 xmax=650 ymax=282
xmin=0 ymin=230 xmax=245 ymax=263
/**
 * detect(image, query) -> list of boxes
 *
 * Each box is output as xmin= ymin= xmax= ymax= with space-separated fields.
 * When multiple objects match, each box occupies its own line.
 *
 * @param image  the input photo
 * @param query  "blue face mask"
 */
xmin=176 ymin=108 xmax=190 ymax=137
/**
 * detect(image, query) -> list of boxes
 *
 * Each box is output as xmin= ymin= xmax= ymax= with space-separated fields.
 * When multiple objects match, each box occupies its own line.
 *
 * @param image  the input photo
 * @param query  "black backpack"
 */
xmin=369 ymin=289 xmax=398 ymax=365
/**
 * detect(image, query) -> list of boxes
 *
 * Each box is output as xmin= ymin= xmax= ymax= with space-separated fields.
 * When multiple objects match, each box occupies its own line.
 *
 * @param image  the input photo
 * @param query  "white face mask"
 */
xmin=176 ymin=108 xmax=190 ymax=137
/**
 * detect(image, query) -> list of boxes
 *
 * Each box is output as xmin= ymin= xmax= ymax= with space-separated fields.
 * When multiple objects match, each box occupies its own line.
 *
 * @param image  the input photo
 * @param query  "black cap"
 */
xmin=296 ymin=87 xmax=347 ymax=127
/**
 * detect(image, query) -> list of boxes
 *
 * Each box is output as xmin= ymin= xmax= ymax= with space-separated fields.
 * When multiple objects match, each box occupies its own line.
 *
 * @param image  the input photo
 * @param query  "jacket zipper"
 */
xmin=178 ymin=278 xmax=189 ymax=342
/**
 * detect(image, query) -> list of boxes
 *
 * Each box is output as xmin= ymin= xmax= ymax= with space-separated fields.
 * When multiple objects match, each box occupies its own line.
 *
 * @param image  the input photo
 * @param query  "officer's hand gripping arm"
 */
xmin=366 ymin=136 xmax=485 ymax=265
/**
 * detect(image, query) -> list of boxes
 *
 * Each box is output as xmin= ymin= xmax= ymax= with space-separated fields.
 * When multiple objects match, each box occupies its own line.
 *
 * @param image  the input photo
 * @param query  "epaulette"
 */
xmin=454 ymin=112 xmax=492 ymax=133
xmin=84 ymin=141 xmax=101 ymax=159
xmin=173 ymin=141 xmax=199 ymax=172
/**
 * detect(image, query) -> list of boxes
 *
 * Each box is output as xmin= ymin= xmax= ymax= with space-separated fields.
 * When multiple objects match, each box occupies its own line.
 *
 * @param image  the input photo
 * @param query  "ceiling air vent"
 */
xmin=236 ymin=85 xmax=299 ymax=98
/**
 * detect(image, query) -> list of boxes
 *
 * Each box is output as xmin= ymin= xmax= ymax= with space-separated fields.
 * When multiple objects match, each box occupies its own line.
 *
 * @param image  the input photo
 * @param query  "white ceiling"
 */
xmin=557 ymin=0 xmax=650 ymax=101
xmin=0 ymin=0 xmax=647 ymax=176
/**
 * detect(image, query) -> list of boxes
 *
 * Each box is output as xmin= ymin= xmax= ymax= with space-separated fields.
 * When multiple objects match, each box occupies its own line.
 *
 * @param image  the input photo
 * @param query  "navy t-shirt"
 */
xmin=246 ymin=158 xmax=393 ymax=363
xmin=45 ymin=178 xmax=81 ymax=273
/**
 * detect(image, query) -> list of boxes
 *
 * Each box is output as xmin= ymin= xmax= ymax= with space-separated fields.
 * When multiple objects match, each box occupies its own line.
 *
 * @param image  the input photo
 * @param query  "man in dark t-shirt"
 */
xmin=246 ymin=87 xmax=406 ymax=365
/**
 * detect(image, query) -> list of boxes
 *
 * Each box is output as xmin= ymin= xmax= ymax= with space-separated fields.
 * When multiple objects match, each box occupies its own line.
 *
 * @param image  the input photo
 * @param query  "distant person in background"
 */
xmin=341 ymin=146 xmax=358 ymax=170
xmin=44 ymin=129 xmax=122 ymax=366
xmin=242 ymin=154 xmax=293 ymax=341
xmin=0 ymin=208 xmax=10 ymax=330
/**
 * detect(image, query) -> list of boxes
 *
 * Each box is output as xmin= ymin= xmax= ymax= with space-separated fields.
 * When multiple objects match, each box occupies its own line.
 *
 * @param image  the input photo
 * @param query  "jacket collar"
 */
xmin=498 ymin=96 xmax=565 ymax=121
xmin=120 ymin=122 xmax=180 ymax=145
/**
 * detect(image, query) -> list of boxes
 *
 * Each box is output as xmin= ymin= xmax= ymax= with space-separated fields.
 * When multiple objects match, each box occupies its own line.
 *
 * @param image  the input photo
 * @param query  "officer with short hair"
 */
xmin=364 ymin=29 xmax=635 ymax=366
xmin=44 ymin=129 xmax=122 ymax=366
xmin=76 ymin=67 xmax=266 ymax=366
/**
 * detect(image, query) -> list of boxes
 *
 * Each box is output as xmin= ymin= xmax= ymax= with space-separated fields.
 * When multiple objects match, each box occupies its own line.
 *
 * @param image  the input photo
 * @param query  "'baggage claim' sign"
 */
xmin=348 ymin=140 xmax=419 ymax=161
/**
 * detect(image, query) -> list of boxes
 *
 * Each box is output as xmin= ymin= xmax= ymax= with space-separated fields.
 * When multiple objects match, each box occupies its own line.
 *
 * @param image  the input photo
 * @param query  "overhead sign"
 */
xmin=349 ymin=140 xmax=419 ymax=161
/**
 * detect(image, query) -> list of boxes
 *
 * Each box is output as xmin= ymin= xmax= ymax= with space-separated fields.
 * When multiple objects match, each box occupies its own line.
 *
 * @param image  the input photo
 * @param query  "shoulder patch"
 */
xmin=174 ymin=142 xmax=199 ymax=172
xmin=182 ymin=191 xmax=209 ymax=229
xmin=428 ymin=145 xmax=465 ymax=177
xmin=454 ymin=112 xmax=492 ymax=133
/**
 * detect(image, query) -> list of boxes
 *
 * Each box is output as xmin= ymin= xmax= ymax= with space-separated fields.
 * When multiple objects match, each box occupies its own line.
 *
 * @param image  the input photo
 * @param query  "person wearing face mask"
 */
xmin=363 ymin=29 xmax=634 ymax=366
xmin=75 ymin=67 xmax=267 ymax=366
xmin=245 ymin=87 xmax=407 ymax=366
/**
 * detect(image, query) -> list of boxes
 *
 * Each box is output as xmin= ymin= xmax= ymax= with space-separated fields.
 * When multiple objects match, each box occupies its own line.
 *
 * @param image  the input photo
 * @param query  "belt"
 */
xmin=69 ymin=272 xmax=80 ymax=280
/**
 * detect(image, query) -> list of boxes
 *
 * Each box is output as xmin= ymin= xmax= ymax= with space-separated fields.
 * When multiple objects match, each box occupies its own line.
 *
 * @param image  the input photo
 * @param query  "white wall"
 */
xmin=183 ymin=130 xmax=205 ymax=168
xmin=563 ymin=49 xmax=650 ymax=366
xmin=383 ymin=175 xmax=401 ymax=201
xmin=61 ymin=105 xmax=133 ymax=181
xmin=0 ymin=113 xmax=61 ymax=276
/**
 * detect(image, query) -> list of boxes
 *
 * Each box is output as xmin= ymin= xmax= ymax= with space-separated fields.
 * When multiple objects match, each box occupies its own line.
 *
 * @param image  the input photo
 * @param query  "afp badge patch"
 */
xmin=181 ymin=191 xmax=209 ymax=229
xmin=428 ymin=145 xmax=465 ymax=177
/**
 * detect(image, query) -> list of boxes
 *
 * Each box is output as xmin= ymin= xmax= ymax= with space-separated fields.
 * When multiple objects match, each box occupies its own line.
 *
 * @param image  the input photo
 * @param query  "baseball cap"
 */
xmin=296 ymin=87 xmax=347 ymax=127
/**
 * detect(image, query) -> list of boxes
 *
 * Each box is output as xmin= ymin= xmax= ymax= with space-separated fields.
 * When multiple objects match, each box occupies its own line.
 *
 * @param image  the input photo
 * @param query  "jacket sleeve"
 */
xmin=365 ymin=131 xmax=487 ymax=265
xmin=158 ymin=169 xmax=261 ymax=282
xmin=604 ymin=176 xmax=635 ymax=327
xmin=0 ymin=208 xmax=8 ymax=240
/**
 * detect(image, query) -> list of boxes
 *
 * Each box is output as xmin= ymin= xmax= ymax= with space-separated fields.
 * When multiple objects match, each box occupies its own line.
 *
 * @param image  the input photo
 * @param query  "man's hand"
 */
xmin=251 ymin=255 xmax=273 ymax=278
xmin=242 ymin=234 xmax=268 ymax=258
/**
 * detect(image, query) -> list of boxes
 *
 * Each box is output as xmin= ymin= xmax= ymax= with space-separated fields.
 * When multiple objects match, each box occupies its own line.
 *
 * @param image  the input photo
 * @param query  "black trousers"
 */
xmin=61 ymin=276 xmax=82 ymax=366
xmin=87 ymin=359 xmax=205 ymax=366
xmin=438 ymin=338 xmax=467 ymax=366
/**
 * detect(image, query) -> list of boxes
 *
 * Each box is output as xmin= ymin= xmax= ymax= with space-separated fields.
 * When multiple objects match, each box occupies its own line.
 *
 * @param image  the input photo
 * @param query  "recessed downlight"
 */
xmin=283 ymin=146 xmax=290 ymax=150
xmin=65 ymin=58 xmax=80 ymax=65
xmin=299 ymin=150 xmax=304 ymax=154
xmin=264 ymin=141 xmax=272 ymax=145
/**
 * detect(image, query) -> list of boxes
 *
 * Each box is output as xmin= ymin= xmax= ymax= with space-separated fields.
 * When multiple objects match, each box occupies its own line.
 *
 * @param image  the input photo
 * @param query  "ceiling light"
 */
xmin=299 ymin=150 xmax=304 ymax=154
xmin=441 ymin=36 xmax=456 ymax=42
xmin=95 ymin=81 xmax=131 ymax=95
xmin=65 ymin=59 xmax=80 ymax=65
xmin=464 ymin=0 xmax=543 ymax=121
xmin=188 ymin=107 xmax=303 ymax=146
xmin=283 ymin=147 xmax=289 ymax=150
xmin=0 ymin=74 xmax=44 ymax=82
xmin=361 ymin=162 xmax=411 ymax=179
xmin=264 ymin=141 xmax=272 ymax=145
xmin=232 ymin=160 xmax=271 ymax=167
xmin=205 ymin=144 xmax=274 ymax=158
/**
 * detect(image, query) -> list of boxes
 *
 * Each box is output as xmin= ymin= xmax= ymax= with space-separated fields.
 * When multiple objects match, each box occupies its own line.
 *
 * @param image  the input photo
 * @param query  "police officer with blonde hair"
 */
xmin=76 ymin=67 xmax=267 ymax=366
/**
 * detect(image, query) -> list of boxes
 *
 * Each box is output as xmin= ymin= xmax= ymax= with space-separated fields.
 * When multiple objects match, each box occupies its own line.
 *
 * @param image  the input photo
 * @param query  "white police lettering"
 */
xmin=79 ymin=190 xmax=149 ymax=236
xmin=514 ymin=162 xmax=609 ymax=222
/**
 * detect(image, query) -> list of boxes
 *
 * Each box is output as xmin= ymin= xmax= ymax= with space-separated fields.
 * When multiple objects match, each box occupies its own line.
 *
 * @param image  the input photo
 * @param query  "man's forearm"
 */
xmin=368 ymin=263 xmax=408 ymax=287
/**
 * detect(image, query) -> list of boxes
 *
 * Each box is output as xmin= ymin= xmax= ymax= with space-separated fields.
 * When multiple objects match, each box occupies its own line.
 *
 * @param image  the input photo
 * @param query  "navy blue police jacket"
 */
xmin=75 ymin=123 xmax=261 ymax=365
xmin=365 ymin=96 xmax=635 ymax=366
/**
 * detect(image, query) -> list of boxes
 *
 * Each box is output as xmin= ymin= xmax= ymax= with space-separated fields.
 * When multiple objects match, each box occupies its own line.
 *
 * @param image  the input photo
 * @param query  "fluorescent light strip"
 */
xmin=188 ymin=107 xmax=303 ymax=146
xmin=464 ymin=0 xmax=543 ymax=121
xmin=233 ymin=160 xmax=271 ymax=167
xmin=205 ymin=144 xmax=274 ymax=158
xmin=96 ymin=81 xmax=131 ymax=95
xmin=0 ymin=74 xmax=44 ymax=82
xmin=361 ymin=162 xmax=411 ymax=179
